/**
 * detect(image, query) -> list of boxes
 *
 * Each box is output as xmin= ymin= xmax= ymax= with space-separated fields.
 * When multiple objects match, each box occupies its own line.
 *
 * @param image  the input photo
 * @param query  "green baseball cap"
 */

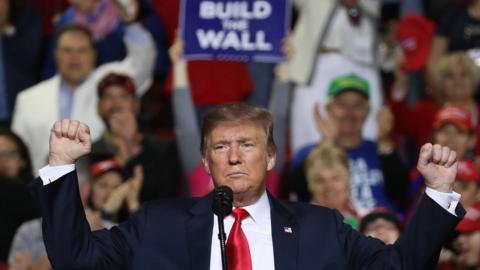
xmin=327 ymin=74 xmax=370 ymax=99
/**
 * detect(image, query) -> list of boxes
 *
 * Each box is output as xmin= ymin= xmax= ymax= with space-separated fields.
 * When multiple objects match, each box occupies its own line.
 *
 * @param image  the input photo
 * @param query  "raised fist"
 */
xmin=417 ymin=143 xmax=457 ymax=193
xmin=49 ymin=119 xmax=92 ymax=166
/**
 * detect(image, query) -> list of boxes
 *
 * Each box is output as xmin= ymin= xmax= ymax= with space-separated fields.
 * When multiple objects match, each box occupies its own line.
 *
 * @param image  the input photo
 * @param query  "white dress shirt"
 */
xmin=210 ymin=191 xmax=275 ymax=270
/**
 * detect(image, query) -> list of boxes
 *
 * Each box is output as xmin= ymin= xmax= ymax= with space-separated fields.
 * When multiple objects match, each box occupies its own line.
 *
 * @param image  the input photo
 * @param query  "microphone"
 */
xmin=212 ymin=186 xmax=233 ymax=217
xmin=212 ymin=186 xmax=233 ymax=270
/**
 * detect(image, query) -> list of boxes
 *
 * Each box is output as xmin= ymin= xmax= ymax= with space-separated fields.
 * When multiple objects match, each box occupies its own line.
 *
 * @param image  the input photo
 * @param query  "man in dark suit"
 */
xmin=35 ymin=104 xmax=464 ymax=269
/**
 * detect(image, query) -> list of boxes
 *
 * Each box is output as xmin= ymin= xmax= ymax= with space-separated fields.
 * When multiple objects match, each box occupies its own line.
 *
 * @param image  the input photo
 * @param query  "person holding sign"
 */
xmin=181 ymin=0 xmax=290 ymax=107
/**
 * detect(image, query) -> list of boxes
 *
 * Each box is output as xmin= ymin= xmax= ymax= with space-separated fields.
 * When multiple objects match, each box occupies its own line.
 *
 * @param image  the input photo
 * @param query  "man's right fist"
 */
xmin=49 ymin=119 xmax=91 ymax=166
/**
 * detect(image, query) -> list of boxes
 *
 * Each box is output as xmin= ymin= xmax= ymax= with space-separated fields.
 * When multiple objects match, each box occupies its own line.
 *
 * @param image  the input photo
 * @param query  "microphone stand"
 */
xmin=217 ymin=214 xmax=228 ymax=270
xmin=212 ymin=186 xmax=232 ymax=270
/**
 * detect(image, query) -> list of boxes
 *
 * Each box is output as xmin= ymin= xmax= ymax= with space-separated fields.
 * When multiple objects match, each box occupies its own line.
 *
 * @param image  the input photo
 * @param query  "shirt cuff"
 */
xmin=38 ymin=164 xmax=76 ymax=186
xmin=425 ymin=187 xmax=461 ymax=216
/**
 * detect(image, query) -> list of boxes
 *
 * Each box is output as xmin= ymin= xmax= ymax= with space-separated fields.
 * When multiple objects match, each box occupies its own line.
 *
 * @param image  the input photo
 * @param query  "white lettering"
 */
xmin=240 ymin=31 xmax=255 ymax=50
xmin=216 ymin=2 xmax=231 ymax=20
xmin=196 ymin=30 xmax=272 ymax=51
xmin=199 ymin=1 xmax=216 ymax=19
xmin=222 ymin=20 xmax=249 ymax=31
xmin=196 ymin=29 xmax=224 ymax=49
xmin=254 ymin=1 xmax=271 ymax=19
xmin=255 ymin=31 xmax=272 ymax=50
xmin=240 ymin=2 xmax=252 ymax=19
xmin=221 ymin=31 xmax=241 ymax=50
xmin=199 ymin=1 xmax=272 ymax=20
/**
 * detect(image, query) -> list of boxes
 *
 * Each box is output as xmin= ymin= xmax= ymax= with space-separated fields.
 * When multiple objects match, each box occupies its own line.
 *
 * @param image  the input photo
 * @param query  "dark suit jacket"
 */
xmin=34 ymin=171 xmax=464 ymax=270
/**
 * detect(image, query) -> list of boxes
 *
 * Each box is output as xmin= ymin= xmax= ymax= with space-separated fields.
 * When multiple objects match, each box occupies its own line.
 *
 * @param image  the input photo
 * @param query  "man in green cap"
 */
xmin=290 ymin=74 xmax=409 ymax=216
xmin=327 ymin=74 xmax=370 ymax=99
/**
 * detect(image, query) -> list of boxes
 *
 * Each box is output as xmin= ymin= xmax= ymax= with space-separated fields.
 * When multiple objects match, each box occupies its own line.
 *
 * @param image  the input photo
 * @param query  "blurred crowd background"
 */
xmin=2 ymin=0 xmax=480 ymax=269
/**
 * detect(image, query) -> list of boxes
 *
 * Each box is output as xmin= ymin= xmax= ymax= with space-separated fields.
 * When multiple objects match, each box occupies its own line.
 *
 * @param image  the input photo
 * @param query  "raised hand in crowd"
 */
xmin=281 ymin=33 xmax=294 ymax=60
xmin=113 ymin=0 xmax=139 ymax=23
xmin=376 ymin=106 xmax=395 ymax=154
xmin=49 ymin=120 xmax=91 ymax=166
xmin=313 ymin=103 xmax=339 ymax=144
xmin=101 ymin=180 xmax=131 ymax=214
xmin=417 ymin=143 xmax=457 ymax=193
xmin=125 ymin=165 xmax=143 ymax=212
xmin=84 ymin=208 xmax=102 ymax=231
xmin=101 ymin=164 xmax=143 ymax=214
xmin=391 ymin=52 xmax=408 ymax=101
xmin=99 ymin=164 xmax=143 ymax=215
xmin=169 ymin=35 xmax=189 ymax=89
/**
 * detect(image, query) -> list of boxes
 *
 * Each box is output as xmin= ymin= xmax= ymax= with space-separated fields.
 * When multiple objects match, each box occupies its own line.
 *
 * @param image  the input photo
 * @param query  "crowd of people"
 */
xmin=1 ymin=0 xmax=480 ymax=269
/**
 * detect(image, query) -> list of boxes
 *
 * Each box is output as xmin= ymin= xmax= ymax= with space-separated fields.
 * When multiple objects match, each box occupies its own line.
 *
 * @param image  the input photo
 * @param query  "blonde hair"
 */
xmin=432 ymin=52 xmax=479 ymax=103
xmin=304 ymin=142 xmax=350 ymax=185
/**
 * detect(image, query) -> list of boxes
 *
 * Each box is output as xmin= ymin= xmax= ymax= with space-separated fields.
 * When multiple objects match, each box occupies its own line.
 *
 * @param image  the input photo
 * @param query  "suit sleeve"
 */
xmin=338 ymin=195 xmax=464 ymax=269
xmin=33 ymin=171 xmax=147 ymax=269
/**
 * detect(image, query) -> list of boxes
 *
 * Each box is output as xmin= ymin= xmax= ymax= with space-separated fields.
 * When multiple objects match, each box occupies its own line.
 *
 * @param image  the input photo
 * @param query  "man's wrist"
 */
xmin=48 ymin=155 xmax=74 ymax=166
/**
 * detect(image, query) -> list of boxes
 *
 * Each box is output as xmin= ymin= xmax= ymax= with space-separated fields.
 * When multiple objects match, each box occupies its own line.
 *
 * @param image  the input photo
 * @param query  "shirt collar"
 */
xmin=236 ymin=190 xmax=270 ymax=224
xmin=60 ymin=79 xmax=73 ymax=93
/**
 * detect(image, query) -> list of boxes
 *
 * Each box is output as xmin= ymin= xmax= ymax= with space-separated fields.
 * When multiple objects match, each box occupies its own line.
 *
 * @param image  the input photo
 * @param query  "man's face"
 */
xmin=202 ymin=121 xmax=276 ymax=206
xmin=455 ymin=231 xmax=480 ymax=267
xmin=433 ymin=124 xmax=474 ymax=160
xmin=327 ymin=91 xmax=369 ymax=138
xmin=97 ymin=85 xmax=137 ymax=121
xmin=56 ymin=31 xmax=95 ymax=87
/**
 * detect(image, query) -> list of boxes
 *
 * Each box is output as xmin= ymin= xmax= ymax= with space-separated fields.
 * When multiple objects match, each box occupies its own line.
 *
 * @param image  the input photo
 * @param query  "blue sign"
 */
xmin=180 ymin=0 xmax=290 ymax=62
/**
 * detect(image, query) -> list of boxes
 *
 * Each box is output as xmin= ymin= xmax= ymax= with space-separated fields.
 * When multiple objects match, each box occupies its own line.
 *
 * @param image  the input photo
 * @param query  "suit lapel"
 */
xmin=269 ymin=195 xmax=299 ymax=270
xmin=186 ymin=195 xmax=214 ymax=270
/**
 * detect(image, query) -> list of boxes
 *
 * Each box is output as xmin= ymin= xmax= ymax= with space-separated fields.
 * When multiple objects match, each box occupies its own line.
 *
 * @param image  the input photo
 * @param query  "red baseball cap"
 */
xmin=90 ymin=158 xmax=124 ymax=179
xmin=433 ymin=105 xmax=473 ymax=132
xmin=457 ymin=202 xmax=480 ymax=233
xmin=396 ymin=14 xmax=436 ymax=71
xmin=456 ymin=160 xmax=479 ymax=183
xmin=97 ymin=73 xmax=136 ymax=97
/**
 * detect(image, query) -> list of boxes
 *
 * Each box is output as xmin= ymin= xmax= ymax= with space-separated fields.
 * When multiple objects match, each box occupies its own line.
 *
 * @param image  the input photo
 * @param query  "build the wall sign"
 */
xmin=181 ymin=0 xmax=290 ymax=62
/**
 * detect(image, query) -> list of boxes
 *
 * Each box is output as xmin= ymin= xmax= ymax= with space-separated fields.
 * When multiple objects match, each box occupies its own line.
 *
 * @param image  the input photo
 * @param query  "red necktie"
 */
xmin=226 ymin=208 xmax=252 ymax=270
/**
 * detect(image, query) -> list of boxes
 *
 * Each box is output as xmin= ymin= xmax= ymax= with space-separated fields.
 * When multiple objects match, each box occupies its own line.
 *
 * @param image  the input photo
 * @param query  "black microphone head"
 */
xmin=212 ymin=186 xmax=233 ymax=217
